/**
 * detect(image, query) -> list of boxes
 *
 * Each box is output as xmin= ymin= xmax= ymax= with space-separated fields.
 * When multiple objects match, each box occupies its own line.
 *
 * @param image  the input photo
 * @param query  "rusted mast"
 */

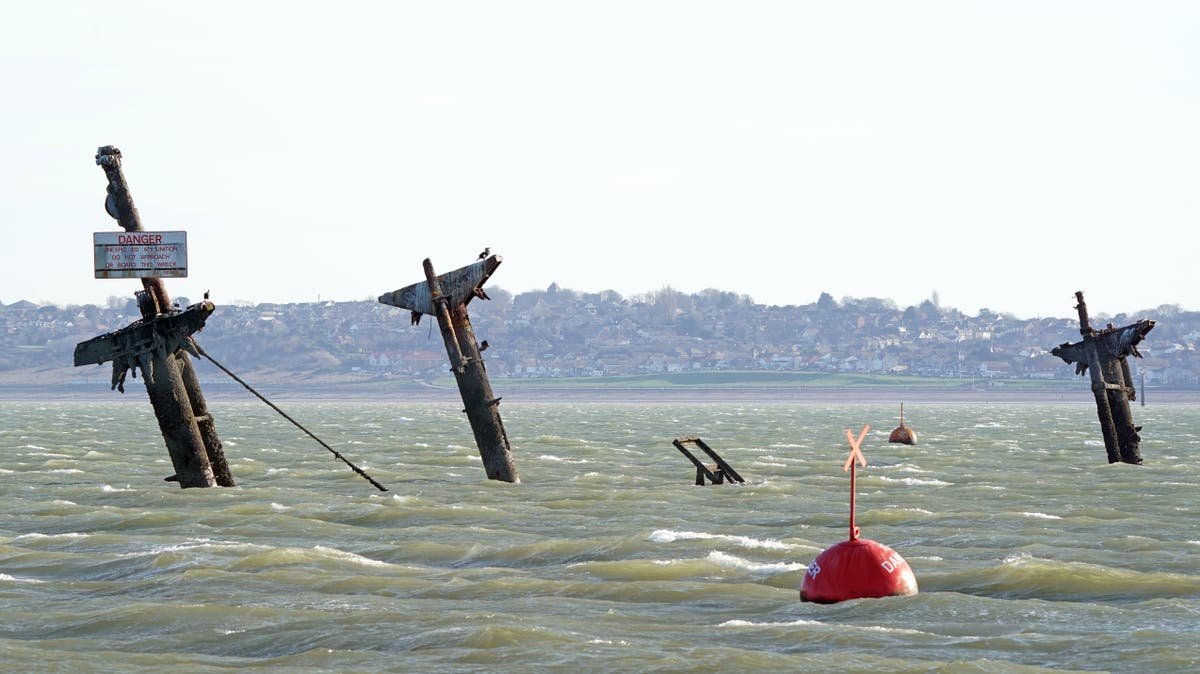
xmin=1053 ymin=291 xmax=1154 ymax=464
xmin=379 ymin=255 xmax=518 ymax=482
xmin=424 ymin=258 xmax=518 ymax=483
xmin=1072 ymin=292 xmax=1123 ymax=463
xmin=95 ymin=146 xmax=232 ymax=486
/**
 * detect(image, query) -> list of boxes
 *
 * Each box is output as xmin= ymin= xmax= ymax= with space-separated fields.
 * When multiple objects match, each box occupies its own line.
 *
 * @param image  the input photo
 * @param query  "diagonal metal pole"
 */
xmin=380 ymin=256 xmax=518 ymax=482
xmin=1073 ymin=292 xmax=1121 ymax=464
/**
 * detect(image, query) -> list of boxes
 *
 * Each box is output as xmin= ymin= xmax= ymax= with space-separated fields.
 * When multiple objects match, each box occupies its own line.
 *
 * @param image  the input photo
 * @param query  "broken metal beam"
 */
xmin=673 ymin=436 xmax=745 ymax=485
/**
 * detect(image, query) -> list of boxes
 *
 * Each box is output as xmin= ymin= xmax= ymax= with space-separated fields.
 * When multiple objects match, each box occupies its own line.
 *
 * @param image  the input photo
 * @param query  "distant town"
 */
xmin=2 ymin=285 xmax=1197 ymax=389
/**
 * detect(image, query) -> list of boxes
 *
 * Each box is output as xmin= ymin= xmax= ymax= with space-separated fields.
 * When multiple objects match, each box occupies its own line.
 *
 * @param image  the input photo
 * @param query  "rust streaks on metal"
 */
xmin=379 ymin=255 xmax=502 ymax=315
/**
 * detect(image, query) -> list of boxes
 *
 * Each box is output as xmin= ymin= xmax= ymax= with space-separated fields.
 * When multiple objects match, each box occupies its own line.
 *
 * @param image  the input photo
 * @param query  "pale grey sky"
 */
xmin=2 ymin=1 xmax=1196 ymax=318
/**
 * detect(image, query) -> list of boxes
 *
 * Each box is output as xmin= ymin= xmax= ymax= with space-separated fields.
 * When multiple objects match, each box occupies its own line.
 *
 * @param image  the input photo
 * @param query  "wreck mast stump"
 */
xmin=92 ymin=146 xmax=230 ymax=486
xmin=380 ymin=255 xmax=518 ymax=483
xmin=143 ymin=343 xmax=217 ymax=487
xmin=1074 ymin=293 xmax=1123 ymax=463
xmin=175 ymin=349 xmax=233 ymax=486
xmin=1051 ymin=291 xmax=1155 ymax=464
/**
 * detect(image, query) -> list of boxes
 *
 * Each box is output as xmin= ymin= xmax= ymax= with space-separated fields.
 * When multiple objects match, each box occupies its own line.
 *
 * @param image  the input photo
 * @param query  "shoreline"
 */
xmin=2 ymin=383 xmax=1195 ymax=405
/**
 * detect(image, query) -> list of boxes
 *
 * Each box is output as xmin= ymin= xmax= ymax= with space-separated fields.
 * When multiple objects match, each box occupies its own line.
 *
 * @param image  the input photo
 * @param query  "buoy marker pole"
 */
xmin=843 ymin=425 xmax=869 ymax=541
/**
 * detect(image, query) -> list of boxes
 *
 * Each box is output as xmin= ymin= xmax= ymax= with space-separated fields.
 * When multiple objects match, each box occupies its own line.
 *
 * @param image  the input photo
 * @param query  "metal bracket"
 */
xmin=73 ymin=301 xmax=216 ymax=392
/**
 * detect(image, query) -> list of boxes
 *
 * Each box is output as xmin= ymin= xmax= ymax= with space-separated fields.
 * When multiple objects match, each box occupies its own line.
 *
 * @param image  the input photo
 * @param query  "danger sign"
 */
xmin=93 ymin=231 xmax=188 ymax=279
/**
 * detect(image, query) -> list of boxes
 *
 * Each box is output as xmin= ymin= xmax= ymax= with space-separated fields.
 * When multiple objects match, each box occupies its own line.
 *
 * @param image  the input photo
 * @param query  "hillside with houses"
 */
xmin=2 ymin=285 xmax=1197 ymax=390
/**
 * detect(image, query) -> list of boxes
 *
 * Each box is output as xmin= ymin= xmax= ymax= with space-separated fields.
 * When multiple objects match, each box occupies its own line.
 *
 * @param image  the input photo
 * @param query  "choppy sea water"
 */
xmin=2 ymin=398 xmax=1198 ymax=673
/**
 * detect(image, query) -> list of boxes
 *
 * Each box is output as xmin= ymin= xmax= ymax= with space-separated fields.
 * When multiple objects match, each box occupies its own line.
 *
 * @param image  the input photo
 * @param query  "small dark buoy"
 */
xmin=889 ymin=404 xmax=917 ymax=445
xmin=800 ymin=425 xmax=918 ymax=603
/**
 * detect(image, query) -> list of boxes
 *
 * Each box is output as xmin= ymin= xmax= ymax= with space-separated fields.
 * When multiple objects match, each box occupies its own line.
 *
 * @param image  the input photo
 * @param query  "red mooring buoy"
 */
xmin=800 ymin=425 xmax=919 ymax=603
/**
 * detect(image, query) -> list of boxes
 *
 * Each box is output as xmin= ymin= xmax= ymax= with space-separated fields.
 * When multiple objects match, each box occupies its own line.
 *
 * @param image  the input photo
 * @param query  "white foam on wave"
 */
xmin=1020 ymin=511 xmax=1063 ymax=520
xmin=877 ymin=476 xmax=950 ymax=486
xmin=1001 ymin=551 xmax=1034 ymax=564
xmin=0 ymin=573 xmax=45 ymax=584
xmin=15 ymin=531 xmax=87 ymax=540
xmin=650 ymin=529 xmax=796 ymax=551
xmin=706 ymin=550 xmax=805 ymax=574
xmin=538 ymin=454 xmax=590 ymax=464
xmin=143 ymin=538 xmax=262 ymax=555
xmin=720 ymin=618 xmax=822 ymax=627
xmin=885 ymin=506 xmax=934 ymax=515
xmin=101 ymin=484 xmax=135 ymax=492
xmin=859 ymin=624 xmax=931 ymax=636
xmin=313 ymin=545 xmax=389 ymax=567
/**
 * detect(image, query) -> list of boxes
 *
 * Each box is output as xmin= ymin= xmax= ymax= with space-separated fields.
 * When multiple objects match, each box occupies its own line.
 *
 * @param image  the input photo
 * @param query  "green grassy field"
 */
xmin=429 ymin=370 xmax=1080 ymax=391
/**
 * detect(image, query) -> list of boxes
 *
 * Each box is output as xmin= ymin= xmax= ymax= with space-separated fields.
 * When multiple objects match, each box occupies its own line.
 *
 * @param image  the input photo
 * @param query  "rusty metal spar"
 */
xmin=75 ymin=146 xmax=232 ymax=488
xmin=379 ymin=255 xmax=519 ymax=483
xmin=1051 ymin=291 xmax=1155 ymax=464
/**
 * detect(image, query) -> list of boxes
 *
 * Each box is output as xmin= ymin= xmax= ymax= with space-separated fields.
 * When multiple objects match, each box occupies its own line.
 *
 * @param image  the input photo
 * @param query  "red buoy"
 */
xmin=800 ymin=425 xmax=919 ymax=603
xmin=800 ymin=538 xmax=918 ymax=603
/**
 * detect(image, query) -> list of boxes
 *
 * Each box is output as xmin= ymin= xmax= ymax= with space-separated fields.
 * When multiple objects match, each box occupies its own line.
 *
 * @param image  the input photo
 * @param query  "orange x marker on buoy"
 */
xmin=843 ymin=425 xmax=869 ymax=472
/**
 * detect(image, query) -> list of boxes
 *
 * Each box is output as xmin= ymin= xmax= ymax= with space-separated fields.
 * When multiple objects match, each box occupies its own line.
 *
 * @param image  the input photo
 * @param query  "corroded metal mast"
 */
xmin=379 ymin=255 xmax=518 ymax=482
xmin=75 ymin=146 xmax=233 ymax=487
xmin=1052 ymin=291 xmax=1155 ymax=464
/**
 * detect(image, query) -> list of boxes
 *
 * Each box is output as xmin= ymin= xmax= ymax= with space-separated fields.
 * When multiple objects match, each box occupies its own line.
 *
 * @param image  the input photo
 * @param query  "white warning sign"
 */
xmin=93 ymin=231 xmax=188 ymax=278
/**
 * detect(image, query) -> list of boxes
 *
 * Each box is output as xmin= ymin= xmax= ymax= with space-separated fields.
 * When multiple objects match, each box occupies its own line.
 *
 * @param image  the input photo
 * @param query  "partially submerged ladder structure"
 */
xmin=672 ymin=436 xmax=745 ymax=485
